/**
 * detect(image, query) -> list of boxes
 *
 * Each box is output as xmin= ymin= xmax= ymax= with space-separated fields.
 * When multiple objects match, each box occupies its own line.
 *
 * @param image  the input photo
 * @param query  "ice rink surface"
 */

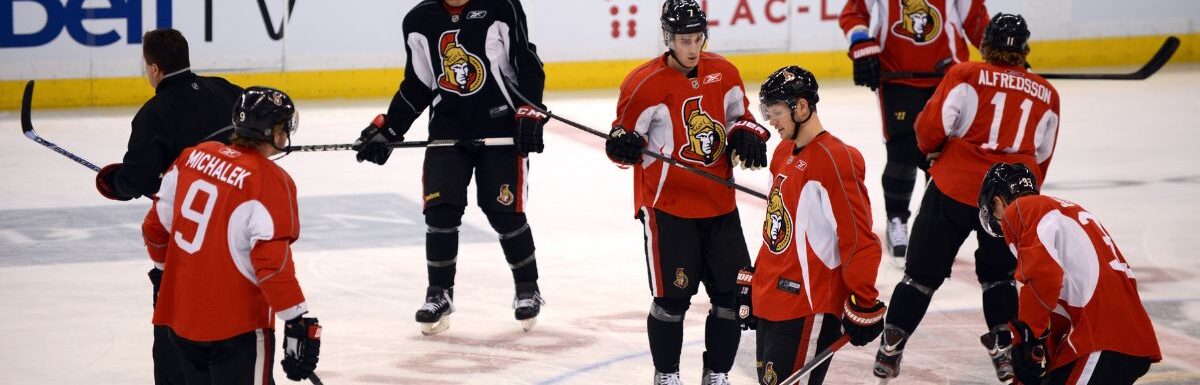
xmin=2 ymin=65 xmax=1199 ymax=384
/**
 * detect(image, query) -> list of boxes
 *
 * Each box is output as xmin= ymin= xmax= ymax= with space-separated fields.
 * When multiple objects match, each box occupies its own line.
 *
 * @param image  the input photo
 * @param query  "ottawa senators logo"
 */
xmin=436 ymin=30 xmax=487 ymax=96
xmin=674 ymin=268 xmax=689 ymax=289
xmin=762 ymin=361 xmax=778 ymax=385
xmin=891 ymin=0 xmax=942 ymax=44
xmin=678 ymin=97 xmax=727 ymax=166
xmin=764 ymin=174 xmax=793 ymax=254
xmin=497 ymin=184 xmax=514 ymax=206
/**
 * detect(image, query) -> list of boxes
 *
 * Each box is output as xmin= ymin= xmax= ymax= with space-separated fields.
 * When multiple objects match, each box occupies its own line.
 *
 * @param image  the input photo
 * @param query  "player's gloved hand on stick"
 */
xmin=735 ymin=267 xmax=757 ymax=330
xmin=605 ymin=126 xmax=645 ymax=166
xmin=847 ymin=36 xmax=882 ymax=91
xmin=95 ymin=163 xmax=132 ymax=201
xmin=728 ymin=120 xmax=770 ymax=170
xmin=841 ymin=294 xmax=886 ymax=346
xmin=352 ymin=114 xmax=399 ymax=165
xmin=1009 ymin=320 xmax=1048 ymax=385
xmin=148 ymin=268 xmax=163 ymax=308
xmin=513 ymin=105 xmax=547 ymax=156
xmin=282 ymin=316 xmax=321 ymax=381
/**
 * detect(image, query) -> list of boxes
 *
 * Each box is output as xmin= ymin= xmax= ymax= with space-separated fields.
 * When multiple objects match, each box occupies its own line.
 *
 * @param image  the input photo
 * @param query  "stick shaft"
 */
xmin=285 ymin=137 xmax=514 ymax=153
xmin=779 ymin=335 xmax=851 ymax=385
xmin=20 ymin=80 xmax=103 ymax=172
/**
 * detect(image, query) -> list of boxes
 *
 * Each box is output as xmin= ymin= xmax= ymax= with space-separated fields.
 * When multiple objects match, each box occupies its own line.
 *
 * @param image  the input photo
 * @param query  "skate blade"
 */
xmin=520 ymin=317 xmax=537 ymax=332
xmin=419 ymin=315 xmax=451 ymax=336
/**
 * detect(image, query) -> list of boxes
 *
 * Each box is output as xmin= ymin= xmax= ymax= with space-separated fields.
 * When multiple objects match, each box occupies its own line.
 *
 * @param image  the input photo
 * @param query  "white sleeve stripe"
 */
xmin=227 ymin=200 xmax=275 ymax=285
xmin=942 ymin=83 xmax=978 ymax=138
xmin=723 ymin=85 xmax=747 ymax=129
xmin=156 ymin=167 xmax=179 ymax=231
xmin=818 ymin=142 xmax=865 ymax=262
xmin=1034 ymin=210 xmax=1101 ymax=308
xmin=486 ymin=21 xmax=517 ymax=108
xmin=276 ymin=302 xmax=308 ymax=322
xmin=1033 ymin=110 xmax=1059 ymax=164
xmin=406 ymin=33 xmax=437 ymax=90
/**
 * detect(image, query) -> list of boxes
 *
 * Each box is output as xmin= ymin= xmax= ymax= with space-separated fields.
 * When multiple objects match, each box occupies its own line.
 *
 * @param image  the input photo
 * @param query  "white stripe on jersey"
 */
xmin=485 ymin=20 xmax=516 ymax=108
xmin=1033 ymin=110 xmax=1059 ymax=164
xmin=227 ymin=200 xmax=275 ymax=285
xmin=1075 ymin=351 xmax=1101 ymax=385
xmin=254 ymin=329 xmax=266 ymax=385
xmin=156 ymin=167 xmax=180 ymax=233
xmin=722 ymin=85 xmax=746 ymax=129
xmin=1035 ymin=210 xmax=1102 ymax=308
xmin=942 ymin=83 xmax=979 ymax=138
xmin=805 ymin=315 xmax=825 ymax=366
xmin=407 ymin=33 xmax=437 ymax=90
xmin=641 ymin=207 xmax=659 ymax=297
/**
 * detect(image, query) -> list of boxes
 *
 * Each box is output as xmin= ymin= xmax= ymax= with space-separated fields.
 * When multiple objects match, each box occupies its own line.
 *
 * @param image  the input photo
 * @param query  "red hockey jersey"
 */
xmin=839 ymin=0 xmax=989 ymax=88
xmin=1001 ymin=195 xmax=1162 ymax=369
xmin=143 ymin=141 xmax=307 ymax=342
xmin=611 ymin=52 xmax=757 ymax=219
xmin=752 ymin=133 xmax=882 ymax=321
xmin=916 ymin=61 xmax=1060 ymax=206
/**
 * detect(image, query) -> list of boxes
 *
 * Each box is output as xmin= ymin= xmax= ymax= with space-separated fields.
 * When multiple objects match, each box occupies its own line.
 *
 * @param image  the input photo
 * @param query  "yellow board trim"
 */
xmin=2 ymin=33 xmax=1195 ymax=110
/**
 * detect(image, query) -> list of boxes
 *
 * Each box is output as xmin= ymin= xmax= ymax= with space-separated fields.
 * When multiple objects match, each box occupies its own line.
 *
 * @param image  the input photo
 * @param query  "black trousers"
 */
xmin=166 ymin=327 xmax=276 ymax=385
xmin=755 ymin=314 xmax=843 ymax=385
xmin=154 ymin=325 xmax=186 ymax=385
xmin=638 ymin=208 xmax=751 ymax=298
xmin=1046 ymin=351 xmax=1153 ymax=385
xmin=878 ymin=83 xmax=936 ymax=221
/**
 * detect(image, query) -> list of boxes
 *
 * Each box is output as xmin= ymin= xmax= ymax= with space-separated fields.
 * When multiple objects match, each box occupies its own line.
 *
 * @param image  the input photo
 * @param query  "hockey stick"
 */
xmin=284 ymin=137 xmax=514 ymax=153
xmin=501 ymin=79 xmax=769 ymax=201
xmin=882 ymin=36 xmax=1179 ymax=81
xmin=309 ymin=373 xmax=324 ymax=385
xmin=778 ymin=334 xmax=851 ymax=385
xmin=20 ymin=80 xmax=102 ymax=172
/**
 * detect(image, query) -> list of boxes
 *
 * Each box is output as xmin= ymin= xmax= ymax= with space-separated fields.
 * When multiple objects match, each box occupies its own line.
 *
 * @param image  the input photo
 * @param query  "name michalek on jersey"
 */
xmin=978 ymin=69 xmax=1053 ymax=103
xmin=185 ymin=150 xmax=252 ymax=189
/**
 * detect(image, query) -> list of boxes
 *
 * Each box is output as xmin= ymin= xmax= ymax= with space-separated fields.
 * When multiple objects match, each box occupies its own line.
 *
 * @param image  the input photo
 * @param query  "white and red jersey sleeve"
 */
xmin=839 ymin=0 xmax=989 ymax=88
xmin=1001 ymin=195 xmax=1161 ymax=369
xmin=151 ymin=142 xmax=306 ymax=342
xmin=752 ymin=133 xmax=882 ymax=321
xmin=916 ymin=61 xmax=1060 ymax=206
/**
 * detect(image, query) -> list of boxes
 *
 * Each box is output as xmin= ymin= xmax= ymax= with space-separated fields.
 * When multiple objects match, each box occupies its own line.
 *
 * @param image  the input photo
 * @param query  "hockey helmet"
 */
xmin=978 ymin=162 xmax=1039 ymax=238
xmin=661 ymin=0 xmax=707 ymax=36
xmin=232 ymin=86 xmax=298 ymax=143
xmin=983 ymin=13 xmax=1030 ymax=53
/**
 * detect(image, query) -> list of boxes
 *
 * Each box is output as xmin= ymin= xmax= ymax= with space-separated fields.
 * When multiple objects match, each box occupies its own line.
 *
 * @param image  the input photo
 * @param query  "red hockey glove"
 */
xmin=95 ymin=163 xmax=132 ymax=201
xmin=842 ymin=294 xmax=886 ymax=346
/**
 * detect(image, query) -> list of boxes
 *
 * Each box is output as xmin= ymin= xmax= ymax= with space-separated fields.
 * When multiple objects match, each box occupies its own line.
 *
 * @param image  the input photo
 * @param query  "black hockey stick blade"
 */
xmin=500 ymin=78 xmax=768 ymax=201
xmin=20 ymin=80 xmax=103 ymax=172
xmin=779 ymin=334 xmax=851 ymax=385
xmin=882 ymin=36 xmax=1180 ymax=81
xmin=309 ymin=373 xmax=324 ymax=385
xmin=284 ymin=137 xmax=514 ymax=153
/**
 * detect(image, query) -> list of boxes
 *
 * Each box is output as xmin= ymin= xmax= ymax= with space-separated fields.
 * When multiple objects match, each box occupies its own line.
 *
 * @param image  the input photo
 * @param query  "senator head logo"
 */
xmin=891 ymin=0 xmax=942 ymax=44
xmin=764 ymin=174 xmax=793 ymax=254
xmin=678 ymin=97 xmax=727 ymax=166
xmin=437 ymin=30 xmax=487 ymax=96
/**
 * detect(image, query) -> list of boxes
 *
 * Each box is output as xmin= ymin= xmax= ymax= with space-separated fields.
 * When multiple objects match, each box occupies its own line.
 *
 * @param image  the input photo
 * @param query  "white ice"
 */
xmin=1 ymin=65 xmax=1199 ymax=385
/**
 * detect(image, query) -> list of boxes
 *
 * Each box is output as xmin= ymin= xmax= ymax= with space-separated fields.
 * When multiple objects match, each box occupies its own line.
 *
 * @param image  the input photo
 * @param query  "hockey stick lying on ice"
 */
xmin=779 ymin=334 xmax=851 ymax=385
xmin=284 ymin=137 xmax=513 ymax=153
xmin=502 ymin=79 xmax=769 ymax=201
xmin=20 ymin=80 xmax=102 ymax=172
xmin=883 ymin=36 xmax=1179 ymax=81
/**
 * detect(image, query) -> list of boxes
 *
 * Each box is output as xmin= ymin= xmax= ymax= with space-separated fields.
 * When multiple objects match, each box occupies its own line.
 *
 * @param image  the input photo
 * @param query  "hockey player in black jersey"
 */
xmin=92 ymin=28 xmax=243 ymax=385
xmin=352 ymin=0 xmax=547 ymax=335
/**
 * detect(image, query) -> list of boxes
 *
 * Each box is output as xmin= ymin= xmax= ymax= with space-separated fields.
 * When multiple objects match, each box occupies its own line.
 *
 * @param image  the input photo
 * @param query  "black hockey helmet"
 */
xmin=661 ymin=0 xmax=707 ymax=36
xmin=983 ymin=13 xmax=1030 ymax=53
xmin=232 ymin=86 xmax=298 ymax=143
xmin=978 ymin=162 xmax=1039 ymax=237
xmin=760 ymin=66 xmax=819 ymax=109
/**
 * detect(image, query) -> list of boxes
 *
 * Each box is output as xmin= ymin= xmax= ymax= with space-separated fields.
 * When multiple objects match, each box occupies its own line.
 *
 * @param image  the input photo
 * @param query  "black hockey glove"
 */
xmin=95 ymin=163 xmax=132 ymax=201
xmin=514 ymin=105 xmax=547 ymax=156
xmin=148 ymin=268 xmax=163 ymax=308
xmin=605 ymin=127 xmax=645 ymax=166
xmin=735 ymin=267 xmax=757 ymax=330
xmin=352 ymin=114 xmax=399 ymax=165
xmin=842 ymin=294 xmax=887 ymax=346
xmin=728 ymin=120 xmax=770 ymax=170
xmin=1009 ymin=320 xmax=1048 ymax=385
xmin=282 ymin=316 xmax=321 ymax=381
xmin=848 ymin=38 xmax=882 ymax=91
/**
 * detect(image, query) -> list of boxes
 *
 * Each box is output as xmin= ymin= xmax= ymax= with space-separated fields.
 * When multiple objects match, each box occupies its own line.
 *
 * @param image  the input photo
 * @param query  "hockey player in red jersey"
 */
xmin=979 ymin=163 xmax=1161 ymax=385
xmin=873 ymin=13 xmax=1060 ymax=381
xmin=604 ymin=1 xmax=770 ymax=383
xmin=142 ymin=87 xmax=321 ymax=384
xmin=737 ymin=66 xmax=886 ymax=385
xmin=840 ymin=0 xmax=990 ymax=264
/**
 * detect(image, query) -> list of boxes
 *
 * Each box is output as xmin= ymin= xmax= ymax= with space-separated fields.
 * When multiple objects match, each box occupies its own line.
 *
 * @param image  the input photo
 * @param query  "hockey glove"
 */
xmin=728 ymin=120 xmax=770 ymax=170
xmin=848 ymin=38 xmax=882 ymax=91
xmin=148 ymin=268 xmax=163 ymax=308
xmin=95 ymin=163 xmax=132 ymax=201
xmin=352 ymin=114 xmax=399 ymax=165
xmin=842 ymin=294 xmax=887 ymax=346
xmin=1009 ymin=320 xmax=1048 ymax=385
xmin=735 ymin=267 xmax=757 ymax=330
xmin=514 ymin=105 xmax=547 ymax=156
xmin=282 ymin=316 xmax=321 ymax=381
xmin=605 ymin=127 xmax=645 ymax=166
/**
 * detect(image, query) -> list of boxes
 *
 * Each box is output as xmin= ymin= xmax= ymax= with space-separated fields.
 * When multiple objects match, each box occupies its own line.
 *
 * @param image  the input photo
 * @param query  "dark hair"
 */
xmin=229 ymin=123 xmax=283 ymax=149
xmin=142 ymin=29 xmax=190 ymax=73
xmin=981 ymin=41 xmax=1028 ymax=68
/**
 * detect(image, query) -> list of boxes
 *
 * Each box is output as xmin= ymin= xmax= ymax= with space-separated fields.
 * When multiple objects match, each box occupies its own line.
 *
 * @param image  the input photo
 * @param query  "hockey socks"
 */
xmin=489 ymin=212 xmax=539 ymax=283
xmin=981 ymin=280 xmax=1019 ymax=328
xmin=884 ymin=277 xmax=937 ymax=337
xmin=702 ymin=313 xmax=740 ymax=373
xmin=648 ymin=299 xmax=689 ymax=373
xmin=425 ymin=228 xmax=459 ymax=288
xmin=881 ymin=163 xmax=918 ymax=222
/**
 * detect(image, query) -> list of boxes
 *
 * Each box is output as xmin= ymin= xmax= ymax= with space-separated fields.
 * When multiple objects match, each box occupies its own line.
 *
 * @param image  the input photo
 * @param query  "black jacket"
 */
xmin=109 ymin=70 xmax=243 ymax=199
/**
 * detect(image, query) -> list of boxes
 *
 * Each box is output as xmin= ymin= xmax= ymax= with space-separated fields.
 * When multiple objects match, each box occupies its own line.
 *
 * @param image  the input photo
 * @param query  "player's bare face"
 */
xmin=669 ymin=32 xmax=705 ymax=68
xmin=444 ymin=0 xmax=469 ymax=7
xmin=761 ymin=103 xmax=795 ymax=138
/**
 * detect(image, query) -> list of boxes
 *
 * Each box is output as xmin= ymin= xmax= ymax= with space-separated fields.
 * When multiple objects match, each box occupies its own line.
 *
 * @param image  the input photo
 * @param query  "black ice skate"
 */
xmin=980 ymin=326 xmax=1015 ymax=382
xmin=873 ymin=325 xmax=909 ymax=382
xmin=415 ymin=286 xmax=454 ymax=336
xmin=653 ymin=371 xmax=684 ymax=385
xmin=699 ymin=367 xmax=730 ymax=385
xmin=513 ymin=282 xmax=544 ymax=332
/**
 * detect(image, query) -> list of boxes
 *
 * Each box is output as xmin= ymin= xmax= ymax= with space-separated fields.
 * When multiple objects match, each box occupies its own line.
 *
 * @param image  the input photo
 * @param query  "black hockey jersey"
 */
xmin=386 ymin=0 xmax=545 ymax=140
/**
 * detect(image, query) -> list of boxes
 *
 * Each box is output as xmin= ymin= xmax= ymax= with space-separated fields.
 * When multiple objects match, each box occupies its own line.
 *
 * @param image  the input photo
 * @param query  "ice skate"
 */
xmin=886 ymin=217 xmax=908 ymax=268
xmin=513 ymin=282 xmax=544 ymax=332
xmin=981 ymin=328 xmax=1015 ymax=382
xmin=415 ymin=286 xmax=454 ymax=336
xmin=873 ymin=325 xmax=907 ymax=379
xmin=699 ymin=367 xmax=730 ymax=385
xmin=653 ymin=371 xmax=684 ymax=385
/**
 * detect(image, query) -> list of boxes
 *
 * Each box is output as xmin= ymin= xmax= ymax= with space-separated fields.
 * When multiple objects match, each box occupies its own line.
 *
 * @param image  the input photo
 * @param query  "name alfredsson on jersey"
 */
xmin=977 ymin=69 xmax=1053 ymax=103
